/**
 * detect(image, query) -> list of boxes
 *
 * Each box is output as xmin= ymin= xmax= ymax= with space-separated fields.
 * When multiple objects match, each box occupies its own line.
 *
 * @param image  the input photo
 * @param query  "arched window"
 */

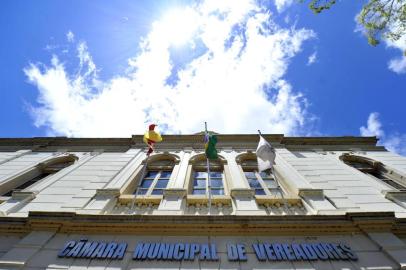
xmin=0 ymin=154 xmax=78 ymax=197
xmin=340 ymin=154 xmax=406 ymax=191
xmin=188 ymin=154 xmax=227 ymax=196
xmin=236 ymin=153 xmax=281 ymax=197
xmin=134 ymin=154 xmax=178 ymax=196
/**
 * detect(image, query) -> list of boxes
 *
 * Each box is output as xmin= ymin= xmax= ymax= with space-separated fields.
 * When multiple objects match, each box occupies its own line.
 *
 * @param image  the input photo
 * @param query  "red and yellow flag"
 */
xmin=143 ymin=124 xmax=162 ymax=155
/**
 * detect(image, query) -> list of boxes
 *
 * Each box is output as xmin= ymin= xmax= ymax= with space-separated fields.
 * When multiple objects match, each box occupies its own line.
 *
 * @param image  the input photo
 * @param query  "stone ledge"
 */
xmin=11 ymin=191 xmax=37 ymax=200
xmin=298 ymin=189 xmax=324 ymax=198
xmin=0 ymin=260 xmax=25 ymax=267
xmin=163 ymin=188 xmax=187 ymax=197
xmin=0 ymin=210 xmax=399 ymax=235
xmin=230 ymin=188 xmax=254 ymax=197
xmin=255 ymin=196 xmax=303 ymax=208
xmin=117 ymin=194 xmax=162 ymax=206
xmin=95 ymin=188 xmax=121 ymax=197
xmin=186 ymin=195 xmax=232 ymax=206
xmin=383 ymin=191 xmax=406 ymax=200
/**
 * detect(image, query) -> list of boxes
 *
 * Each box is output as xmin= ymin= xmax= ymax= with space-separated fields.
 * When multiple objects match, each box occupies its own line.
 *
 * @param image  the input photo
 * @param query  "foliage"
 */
xmin=302 ymin=0 xmax=406 ymax=55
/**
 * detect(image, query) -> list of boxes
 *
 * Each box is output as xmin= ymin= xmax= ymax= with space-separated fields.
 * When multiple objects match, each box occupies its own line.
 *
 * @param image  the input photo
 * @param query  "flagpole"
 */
xmin=205 ymin=122 xmax=212 ymax=215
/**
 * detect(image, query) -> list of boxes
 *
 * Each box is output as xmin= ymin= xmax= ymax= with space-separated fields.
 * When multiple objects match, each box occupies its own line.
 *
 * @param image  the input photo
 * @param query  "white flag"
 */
xmin=256 ymin=135 xmax=276 ymax=172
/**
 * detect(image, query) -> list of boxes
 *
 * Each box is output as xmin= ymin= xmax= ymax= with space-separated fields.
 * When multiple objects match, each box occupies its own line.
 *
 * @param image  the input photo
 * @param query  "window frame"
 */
xmin=236 ymin=152 xmax=286 ymax=199
xmin=135 ymin=170 xmax=172 ymax=196
xmin=341 ymin=153 xmax=406 ymax=192
xmin=191 ymin=170 xmax=225 ymax=196
xmin=131 ymin=153 xmax=179 ymax=198
xmin=188 ymin=155 xmax=228 ymax=197
xmin=184 ymin=153 xmax=232 ymax=207
xmin=243 ymin=170 xmax=280 ymax=196
xmin=0 ymin=154 xmax=78 ymax=198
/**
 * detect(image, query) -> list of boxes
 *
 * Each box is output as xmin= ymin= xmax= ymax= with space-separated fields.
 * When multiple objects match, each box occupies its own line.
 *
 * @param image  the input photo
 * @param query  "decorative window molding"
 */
xmin=0 ymin=154 xmax=78 ymax=197
xmin=340 ymin=153 xmax=406 ymax=191
xmin=118 ymin=152 xmax=180 ymax=205
xmin=185 ymin=153 xmax=231 ymax=207
xmin=235 ymin=152 xmax=303 ymax=208
xmin=236 ymin=152 xmax=283 ymax=197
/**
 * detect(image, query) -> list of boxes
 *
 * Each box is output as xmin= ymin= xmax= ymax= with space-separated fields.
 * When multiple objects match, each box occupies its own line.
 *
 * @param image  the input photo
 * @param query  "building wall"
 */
xmin=0 ymin=231 xmax=403 ymax=270
xmin=0 ymin=136 xmax=406 ymax=269
xmin=1 ymin=145 xmax=406 ymax=217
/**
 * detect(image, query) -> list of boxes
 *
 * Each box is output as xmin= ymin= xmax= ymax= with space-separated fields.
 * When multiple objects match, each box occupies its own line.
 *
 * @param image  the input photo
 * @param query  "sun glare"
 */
xmin=158 ymin=8 xmax=199 ymax=46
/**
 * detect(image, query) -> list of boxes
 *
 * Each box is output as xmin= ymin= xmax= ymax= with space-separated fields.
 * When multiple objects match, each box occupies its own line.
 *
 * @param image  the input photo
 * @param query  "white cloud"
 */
xmin=274 ymin=0 xmax=294 ymax=12
xmin=360 ymin=112 xmax=406 ymax=156
xmin=24 ymin=0 xmax=315 ymax=137
xmin=388 ymin=56 xmax=406 ymax=74
xmin=307 ymin=51 xmax=317 ymax=65
xmin=360 ymin=112 xmax=384 ymax=137
xmin=66 ymin=31 xmax=75 ymax=43
xmin=386 ymin=33 xmax=406 ymax=74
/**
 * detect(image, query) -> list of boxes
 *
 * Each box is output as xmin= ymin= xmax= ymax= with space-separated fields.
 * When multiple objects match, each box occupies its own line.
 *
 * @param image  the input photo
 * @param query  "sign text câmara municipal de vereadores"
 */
xmin=58 ymin=240 xmax=358 ymax=262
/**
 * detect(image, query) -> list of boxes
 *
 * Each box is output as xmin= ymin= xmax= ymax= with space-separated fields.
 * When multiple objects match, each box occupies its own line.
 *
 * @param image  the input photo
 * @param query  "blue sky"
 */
xmin=1 ymin=0 xmax=405 ymax=155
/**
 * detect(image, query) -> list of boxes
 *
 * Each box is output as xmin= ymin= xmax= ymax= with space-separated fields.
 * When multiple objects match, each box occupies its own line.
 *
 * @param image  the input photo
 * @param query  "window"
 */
xmin=135 ymin=170 xmax=171 ymax=195
xmin=2 ymin=172 xmax=51 ymax=197
xmin=192 ymin=171 xmax=225 ymax=195
xmin=133 ymin=154 xmax=178 ymax=196
xmin=244 ymin=171 xmax=279 ymax=195
xmin=188 ymin=154 xmax=228 ymax=196
xmin=0 ymin=154 xmax=77 ymax=197
xmin=341 ymin=154 xmax=406 ymax=191
xmin=237 ymin=153 xmax=282 ymax=197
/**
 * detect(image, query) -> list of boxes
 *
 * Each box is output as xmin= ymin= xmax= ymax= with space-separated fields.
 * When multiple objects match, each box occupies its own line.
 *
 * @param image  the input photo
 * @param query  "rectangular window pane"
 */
xmin=248 ymin=179 xmax=261 ymax=188
xmin=151 ymin=189 xmax=164 ymax=195
xmin=135 ymin=189 xmax=148 ymax=195
xmin=210 ymin=179 xmax=223 ymax=188
xmin=211 ymin=189 xmax=224 ymax=195
xmin=155 ymin=179 xmax=169 ymax=188
xmin=260 ymin=172 xmax=273 ymax=179
xmin=194 ymin=172 xmax=207 ymax=178
xmin=382 ymin=179 xmax=405 ymax=190
xmin=192 ymin=189 xmax=206 ymax=195
xmin=210 ymin=172 xmax=222 ymax=178
xmin=144 ymin=171 xmax=158 ymax=179
xmin=160 ymin=171 xmax=172 ymax=179
xmin=269 ymin=189 xmax=281 ymax=197
xmin=255 ymin=189 xmax=266 ymax=195
xmin=244 ymin=172 xmax=256 ymax=178
xmin=140 ymin=179 xmax=153 ymax=188
xmin=193 ymin=179 xmax=206 ymax=188
xmin=263 ymin=179 xmax=278 ymax=189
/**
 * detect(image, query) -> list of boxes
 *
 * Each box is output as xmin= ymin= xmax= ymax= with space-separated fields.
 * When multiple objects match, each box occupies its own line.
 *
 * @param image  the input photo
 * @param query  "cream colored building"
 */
xmin=0 ymin=134 xmax=406 ymax=269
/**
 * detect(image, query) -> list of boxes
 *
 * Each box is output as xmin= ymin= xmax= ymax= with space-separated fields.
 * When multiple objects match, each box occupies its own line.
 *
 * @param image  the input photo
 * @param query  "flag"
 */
xmin=256 ymin=135 xmax=275 ymax=172
xmin=143 ymin=124 xmax=162 ymax=155
xmin=204 ymin=133 xmax=218 ymax=160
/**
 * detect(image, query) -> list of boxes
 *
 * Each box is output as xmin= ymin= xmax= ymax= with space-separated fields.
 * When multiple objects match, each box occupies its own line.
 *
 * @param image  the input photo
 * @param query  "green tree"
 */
xmin=303 ymin=0 xmax=406 ymax=55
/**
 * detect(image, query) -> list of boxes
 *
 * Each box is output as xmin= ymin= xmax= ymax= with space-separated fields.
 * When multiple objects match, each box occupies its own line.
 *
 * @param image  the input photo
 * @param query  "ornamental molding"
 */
xmin=298 ymin=189 xmax=324 ymax=197
xmin=383 ymin=191 xmax=406 ymax=200
xmin=0 ymin=135 xmax=380 ymax=152
xmin=0 ymin=211 xmax=397 ymax=235
xmin=11 ymin=191 xmax=37 ymax=200
xmin=95 ymin=189 xmax=121 ymax=197
xmin=163 ymin=188 xmax=187 ymax=197
xmin=230 ymin=188 xmax=255 ymax=197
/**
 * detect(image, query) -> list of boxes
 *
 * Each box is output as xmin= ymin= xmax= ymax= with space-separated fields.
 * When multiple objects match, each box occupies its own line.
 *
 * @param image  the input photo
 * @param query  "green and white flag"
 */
xmin=204 ymin=133 xmax=218 ymax=160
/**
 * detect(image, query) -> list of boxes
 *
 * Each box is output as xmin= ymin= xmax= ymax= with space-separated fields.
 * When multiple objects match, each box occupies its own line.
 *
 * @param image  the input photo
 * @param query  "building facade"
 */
xmin=0 ymin=134 xmax=405 ymax=269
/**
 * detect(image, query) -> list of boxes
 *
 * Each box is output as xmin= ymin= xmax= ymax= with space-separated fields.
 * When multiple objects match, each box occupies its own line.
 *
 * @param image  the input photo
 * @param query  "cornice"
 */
xmin=0 ymin=135 xmax=380 ymax=152
xmin=0 ymin=211 xmax=398 ymax=235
